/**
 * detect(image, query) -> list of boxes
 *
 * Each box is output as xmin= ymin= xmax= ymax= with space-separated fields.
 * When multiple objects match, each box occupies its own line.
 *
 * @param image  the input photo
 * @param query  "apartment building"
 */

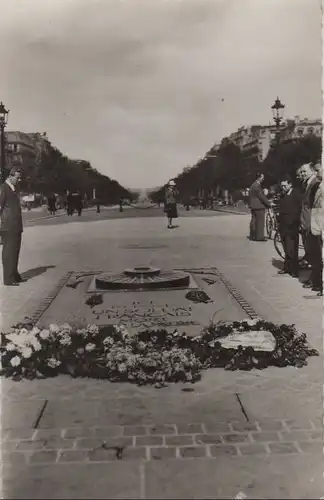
xmin=226 ymin=117 xmax=321 ymax=162
xmin=5 ymin=131 xmax=50 ymax=170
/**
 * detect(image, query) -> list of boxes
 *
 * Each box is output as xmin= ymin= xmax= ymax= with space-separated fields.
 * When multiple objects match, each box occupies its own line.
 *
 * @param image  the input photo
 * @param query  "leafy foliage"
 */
xmin=149 ymin=135 xmax=322 ymax=202
xmin=21 ymin=142 xmax=134 ymax=202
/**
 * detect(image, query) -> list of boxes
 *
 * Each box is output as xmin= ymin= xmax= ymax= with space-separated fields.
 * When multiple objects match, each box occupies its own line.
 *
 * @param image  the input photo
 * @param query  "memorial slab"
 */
xmin=36 ymin=268 xmax=250 ymax=335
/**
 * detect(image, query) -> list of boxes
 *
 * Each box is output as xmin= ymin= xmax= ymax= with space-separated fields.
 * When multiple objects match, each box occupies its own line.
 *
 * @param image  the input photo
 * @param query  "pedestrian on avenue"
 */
xmin=66 ymin=191 xmax=74 ymax=215
xmin=164 ymin=180 xmax=178 ymax=229
xmin=309 ymin=164 xmax=323 ymax=296
xmin=248 ymin=172 xmax=272 ymax=241
xmin=0 ymin=167 xmax=26 ymax=286
xmin=296 ymin=163 xmax=321 ymax=289
xmin=75 ymin=192 xmax=83 ymax=216
xmin=47 ymin=193 xmax=56 ymax=215
xmin=277 ymin=175 xmax=302 ymax=278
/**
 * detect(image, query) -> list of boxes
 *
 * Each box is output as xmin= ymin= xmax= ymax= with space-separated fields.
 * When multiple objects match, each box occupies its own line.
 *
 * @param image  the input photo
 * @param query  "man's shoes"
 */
xmin=317 ymin=290 xmax=323 ymax=296
xmin=255 ymin=238 xmax=267 ymax=242
xmin=278 ymin=270 xmax=289 ymax=275
xmin=303 ymin=281 xmax=313 ymax=288
xmin=312 ymin=285 xmax=322 ymax=292
xmin=4 ymin=282 xmax=20 ymax=286
xmin=290 ymin=273 xmax=299 ymax=278
xmin=15 ymin=275 xmax=27 ymax=283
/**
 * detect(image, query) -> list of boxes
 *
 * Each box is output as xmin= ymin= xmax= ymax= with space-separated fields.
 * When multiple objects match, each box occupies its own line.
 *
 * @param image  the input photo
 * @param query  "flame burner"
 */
xmin=95 ymin=266 xmax=190 ymax=291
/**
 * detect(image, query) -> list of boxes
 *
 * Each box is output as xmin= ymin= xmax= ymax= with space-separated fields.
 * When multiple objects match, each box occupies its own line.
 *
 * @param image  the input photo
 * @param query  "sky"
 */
xmin=0 ymin=0 xmax=321 ymax=189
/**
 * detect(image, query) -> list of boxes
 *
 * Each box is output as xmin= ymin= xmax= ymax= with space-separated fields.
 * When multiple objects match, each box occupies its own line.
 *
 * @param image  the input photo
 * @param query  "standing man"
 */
xmin=248 ymin=172 xmax=272 ymax=241
xmin=0 ymin=167 xmax=25 ymax=286
xmin=296 ymin=163 xmax=321 ymax=289
xmin=277 ymin=175 xmax=302 ymax=277
xmin=310 ymin=164 xmax=323 ymax=295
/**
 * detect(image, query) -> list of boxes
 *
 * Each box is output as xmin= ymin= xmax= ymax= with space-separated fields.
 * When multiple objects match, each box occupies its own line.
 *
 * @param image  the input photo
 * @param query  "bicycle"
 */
xmin=265 ymin=208 xmax=277 ymax=240
xmin=273 ymin=228 xmax=305 ymax=262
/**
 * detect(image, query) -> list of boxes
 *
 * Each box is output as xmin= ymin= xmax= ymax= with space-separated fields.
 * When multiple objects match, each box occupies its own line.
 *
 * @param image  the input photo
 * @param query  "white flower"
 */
xmin=6 ymin=343 xmax=16 ymax=352
xmin=103 ymin=336 xmax=114 ymax=346
xmin=87 ymin=324 xmax=99 ymax=334
xmin=29 ymin=338 xmax=42 ymax=351
xmin=114 ymin=324 xmax=128 ymax=335
xmin=47 ymin=357 xmax=61 ymax=368
xmin=59 ymin=335 xmax=71 ymax=346
xmin=245 ymin=319 xmax=259 ymax=327
xmin=85 ymin=343 xmax=96 ymax=352
xmin=21 ymin=347 xmax=33 ymax=359
xmin=10 ymin=356 xmax=21 ymax=367
xmin=49 ymin=324 xmax=60 ymax=334
xmin=39 ymin=329 xmax=51 ymax=340
xmin=31 ymin=327 xmax=41 ymax=336
xmin=76 ymin=328 xmax=88 ymax=336
xmin=19 ymin=328 xmax=29 ymax=336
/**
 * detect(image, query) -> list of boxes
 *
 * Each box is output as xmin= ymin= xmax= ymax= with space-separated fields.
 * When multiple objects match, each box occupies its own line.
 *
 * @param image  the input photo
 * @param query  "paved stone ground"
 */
xmin=0 ymin=208 xmax=323 ymax=499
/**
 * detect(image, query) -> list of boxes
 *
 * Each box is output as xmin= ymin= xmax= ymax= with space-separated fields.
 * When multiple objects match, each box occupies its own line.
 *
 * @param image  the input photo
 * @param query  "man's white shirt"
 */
xmin=5 ymin=179 xmax=15 ymax=192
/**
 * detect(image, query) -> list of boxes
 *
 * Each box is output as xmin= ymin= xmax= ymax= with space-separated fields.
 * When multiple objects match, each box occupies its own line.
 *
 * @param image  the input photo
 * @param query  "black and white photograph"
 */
xmin=0 ymin=0 xmax=322 ymax=498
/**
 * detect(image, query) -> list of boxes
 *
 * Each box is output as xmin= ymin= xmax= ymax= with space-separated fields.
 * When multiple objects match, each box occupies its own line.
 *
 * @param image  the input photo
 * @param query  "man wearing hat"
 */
xmin=0 ymin=166 xmax=26 ymax=286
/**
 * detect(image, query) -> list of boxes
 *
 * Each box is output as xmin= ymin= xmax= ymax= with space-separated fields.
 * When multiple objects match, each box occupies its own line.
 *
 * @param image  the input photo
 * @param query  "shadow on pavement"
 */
xmin=271 ymin=258 xmax=283 ymax=270
xmin=21 ymin=265 xmax=56 ymax=280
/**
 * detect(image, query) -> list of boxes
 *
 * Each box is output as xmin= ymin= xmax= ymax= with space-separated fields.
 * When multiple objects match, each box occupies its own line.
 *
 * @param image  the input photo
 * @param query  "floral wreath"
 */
xmin=0 ymin=319 xmax=318 ymax=386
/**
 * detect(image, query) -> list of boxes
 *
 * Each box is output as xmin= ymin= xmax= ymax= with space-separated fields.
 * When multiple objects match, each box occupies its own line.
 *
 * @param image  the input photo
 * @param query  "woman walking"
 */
xmin=164 ymin=180 xmax=178 ymax=229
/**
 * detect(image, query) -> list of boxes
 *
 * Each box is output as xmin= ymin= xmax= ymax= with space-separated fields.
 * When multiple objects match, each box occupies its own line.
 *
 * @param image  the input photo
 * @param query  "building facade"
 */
xmin=226 ymin=117 xmax=321 ymax=162
xmin=5 ymin=131 xmax=50 ymax=171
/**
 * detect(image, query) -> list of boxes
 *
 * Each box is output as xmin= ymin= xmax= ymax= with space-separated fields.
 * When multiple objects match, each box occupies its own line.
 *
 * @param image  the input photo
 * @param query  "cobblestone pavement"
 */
xmin=0 ymin=212 xmax=323 ymax=498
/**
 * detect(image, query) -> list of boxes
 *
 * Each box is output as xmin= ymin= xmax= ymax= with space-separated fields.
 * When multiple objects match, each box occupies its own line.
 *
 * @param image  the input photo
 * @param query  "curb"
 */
xmin=27 ymin=272 xmax=74 ymax=325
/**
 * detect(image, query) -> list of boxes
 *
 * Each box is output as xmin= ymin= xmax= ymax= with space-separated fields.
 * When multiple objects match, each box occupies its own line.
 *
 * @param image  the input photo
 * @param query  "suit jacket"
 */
xmin=278 ymin=188 xmax=302 ymax=232
xmin=300 ymin=176 xmax=320 ymax=231
xmin=248 ymin=181 xmax=271 ymax=210
xmin=311 ymin=180 xmax=324 ymax=236
xmin=0 ymin=182 xmax=23 ymax=233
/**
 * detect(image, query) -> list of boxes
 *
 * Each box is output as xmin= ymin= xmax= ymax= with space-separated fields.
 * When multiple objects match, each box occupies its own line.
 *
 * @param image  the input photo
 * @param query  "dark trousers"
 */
xmin=309 ymin=234 xmax=323 ymax=288
xmin=250 ymin=209 xmax=265 ymax=240
xmin=279 ymin=227 xmax=299 ymax=274
xmin=2 ymin=231 xmax=22 ymax=285
xmin=301 ymin=229 xmax=311 ymax=262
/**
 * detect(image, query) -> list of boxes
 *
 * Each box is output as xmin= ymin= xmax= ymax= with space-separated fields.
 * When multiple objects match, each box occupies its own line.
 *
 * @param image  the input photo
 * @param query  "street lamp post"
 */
xmin=271 ymin=97 xmax=285 ymax=146
xmin=0 ymin=102 xmax=9 ymax=184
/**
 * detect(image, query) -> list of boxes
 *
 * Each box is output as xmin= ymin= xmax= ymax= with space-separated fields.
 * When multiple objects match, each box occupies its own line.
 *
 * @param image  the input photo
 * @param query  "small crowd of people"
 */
xmin=66 ymin=192 xmax=83 ymax=216
xmin=248 ymin=163 xmax=323 ymax=296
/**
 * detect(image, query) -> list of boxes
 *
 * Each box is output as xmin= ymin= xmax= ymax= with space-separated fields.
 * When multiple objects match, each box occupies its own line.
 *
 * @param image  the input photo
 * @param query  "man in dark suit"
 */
xmin=248 ymin=172 xmax=272 ymax=241
xmin=296 ymin=163 xmax=321 ymax=289
xmin=277 ymin=176 xmax=302 ymax=277
xmin=0 ymin=167 xmax=25 ymax=286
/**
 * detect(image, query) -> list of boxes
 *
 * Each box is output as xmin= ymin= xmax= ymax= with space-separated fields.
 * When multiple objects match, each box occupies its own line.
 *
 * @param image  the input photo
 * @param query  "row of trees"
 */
xmin=15 ymin=140 xmax=135 ymax=204
xmin=149 ymin=135 xmax=321 ymax=204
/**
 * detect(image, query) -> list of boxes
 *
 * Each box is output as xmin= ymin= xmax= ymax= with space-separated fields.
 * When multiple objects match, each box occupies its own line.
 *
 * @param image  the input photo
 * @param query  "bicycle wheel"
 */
xmin=274 ymin=230 xmax=285 ymax=259
xmin=266 ymin=212 xmax=273 ymax=239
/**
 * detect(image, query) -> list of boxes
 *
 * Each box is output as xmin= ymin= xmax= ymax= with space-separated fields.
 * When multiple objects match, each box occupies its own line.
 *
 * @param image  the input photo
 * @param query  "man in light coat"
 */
xmin=310 ymin=164 xmax=323 ymax=295
xmin=296 ymin=163 xmax=321 ymax=287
